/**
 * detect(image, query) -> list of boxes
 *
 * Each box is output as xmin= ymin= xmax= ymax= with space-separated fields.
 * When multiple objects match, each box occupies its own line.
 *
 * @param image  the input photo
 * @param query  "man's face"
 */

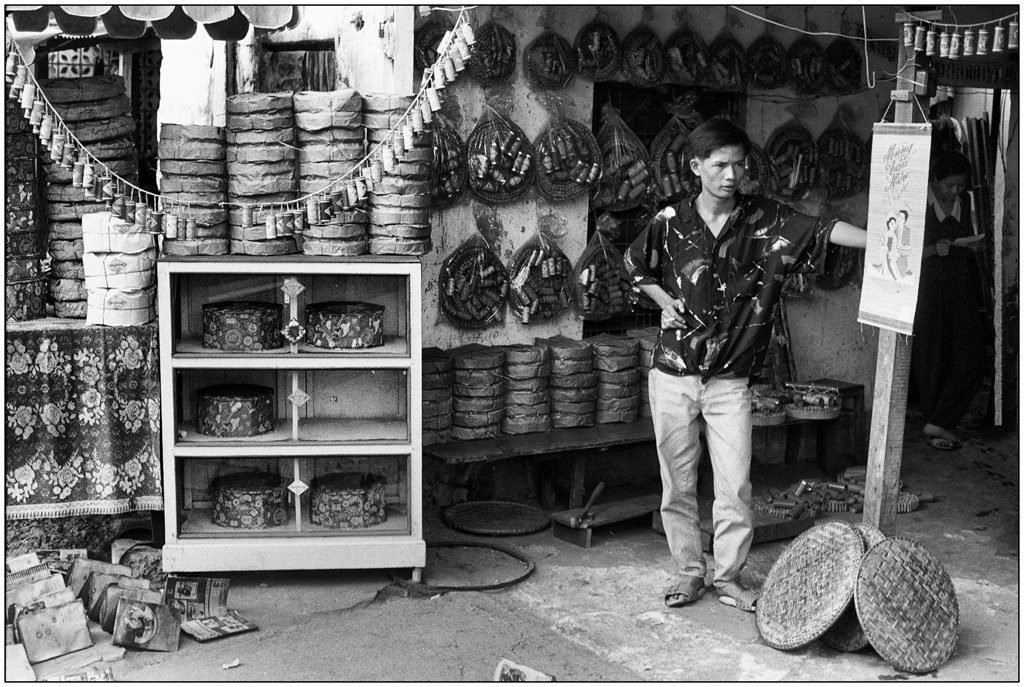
xmin=689 ymin=144 xmax=746 ymax=201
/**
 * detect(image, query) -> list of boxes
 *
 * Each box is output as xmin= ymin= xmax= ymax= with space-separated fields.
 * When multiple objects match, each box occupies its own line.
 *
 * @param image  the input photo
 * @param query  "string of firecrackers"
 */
xmin=3 ymin=9 xmax=478 ymax=235
xmin=900 ymin=11 xmax=1019 ymax=60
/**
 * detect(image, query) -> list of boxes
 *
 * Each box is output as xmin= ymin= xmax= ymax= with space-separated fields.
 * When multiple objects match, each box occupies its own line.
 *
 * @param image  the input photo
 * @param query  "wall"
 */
xmin=156 ymin=33 xmax=228 ymax=127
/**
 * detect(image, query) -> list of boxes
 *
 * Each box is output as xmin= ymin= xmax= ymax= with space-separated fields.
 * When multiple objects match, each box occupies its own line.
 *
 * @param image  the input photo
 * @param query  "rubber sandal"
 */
xmin=927 ymin=436 xmax=960 ymax=451
xmin=663 ymin=575 xmax=705 ymax=608
xmin=716 ymin=581 xmax=758 ymax=612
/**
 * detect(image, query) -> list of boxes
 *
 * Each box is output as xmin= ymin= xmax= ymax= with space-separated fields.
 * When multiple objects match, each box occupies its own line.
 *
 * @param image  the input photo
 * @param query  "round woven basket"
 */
xmin=752 ymin=411 xmax=786 ymax=427
xmin=594 ymin=117 xmax=654 ymax=213
xmin=414 ymin=16 xmax=451 ymax=73
xmin=788 ymin=36 xmax=827 ymax=95
xmin=620 ymin=25 xmax=666 ymax=88
xmin=430 ymin=117 xmax=467 ymax=209
xmin=766 ymin=123 xmax=817 ymax=191
xmin=665 ymin=28 xmax=710 ymax=85
xmin=524 ymin=30 xmax=577 ymax=89
xmin=855 ymin=538 xmax=959 ymax=674
xmin=534 ymin=118 xmax=602 ymax=202
xmin=746 ymin=34 xmax=789 ymax=89
xmin=825 ymin=38 xmax=862 ymax=94
xmin=785 ymin=405 xmax=841 ymax=421
xmin=738 ymin=141 xmax=779 ymax=196
xmin=817 ymin=127 xmax=868 ymax=199
xmin=574 ymin=20 xmax=620 ymax=81
xmin=650 ymin=117 xmax=697 ymax=204
xmin=466 ymin=116 xmax=536 ymax=204
xmin=439 ymin=243 xmax=509 ymax=329
xmin=756 ymin=521 xmax=865 ymax=650
xmin=707 ymin=34 xmax=746 ymax=92
xmin=820 ymin=523 xmax=888 ymax=652
xmin=442 ymin=500 xmax=551 ymax=536
xmin=468 ymin=21 xmax=517 ymax=86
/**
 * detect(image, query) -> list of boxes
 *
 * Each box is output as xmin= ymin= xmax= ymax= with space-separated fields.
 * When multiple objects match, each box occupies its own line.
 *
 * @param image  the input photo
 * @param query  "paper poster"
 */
xmin=162 ymin=576 xmax=230 ymax=621
xmin=857 ymin=122 xmax=933 ymax=334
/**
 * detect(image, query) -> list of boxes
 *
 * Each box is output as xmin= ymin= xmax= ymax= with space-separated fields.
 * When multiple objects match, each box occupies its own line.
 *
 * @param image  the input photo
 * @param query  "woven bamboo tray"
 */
xmin=756 ymin=521 xmax=864 ymax=650
xmin=738 ymin=141 xmax=779 ymax=196
xmin=442 ymin=500 xmax=550 ymax=536
xmin=788 ymin=37 xmax=827 ymax=95
xmin=820 ymin=523 xmax=888 ymax=652
xmin=466 ymin=116 xmax=535 ymax=204
xmin=469 ymin=21 xmax=517 ymax=86
xmin=784 ymin=405 xmax=841 ymax=421
xmin=594 ymin=113 xmax=654 ymax=213
xmin=665 ymin=27 xmax=710 ymax=85
xmin=525 ymin=30 xmax=577 ymax=89
xmin=752 ymin=411 xmax=786 ymax=427
xmin=855 ymin=538 xmax=959 ymax=674
xmin=746 ymin=34 xmax=789 ymax=89
xmin=825 ymin=38 xmax=862 ymax=94
xmin=439 ymin=242 xmax=509 ymax=329
xmin=574 ymin=20 xmax=620 ymax=81
xmin=621 ymin=25 xmax=666 ymax=88
xmin=707 ymin=34 xmax=746 ymax=92
xmin=414 ymin=16 xmax=451 ymax=73
xmin=650 ymin=117 xmax=696 ymax=204
xmin=766 ymin=123 xmax=817 ymax=191
xmin=534 ymin=118 xmax=602 ymax=202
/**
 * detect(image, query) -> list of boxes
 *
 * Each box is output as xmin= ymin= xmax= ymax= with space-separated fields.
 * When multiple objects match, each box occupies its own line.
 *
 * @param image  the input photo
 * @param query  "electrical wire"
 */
xmin=728 ymin=5 xmax=899 ymax=42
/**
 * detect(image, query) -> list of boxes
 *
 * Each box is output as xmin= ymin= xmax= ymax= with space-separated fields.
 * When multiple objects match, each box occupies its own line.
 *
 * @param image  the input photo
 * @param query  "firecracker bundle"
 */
xmin=224 ymin=92 xmax=299 ymax=256
xmin=158 ymin=123 xmax=230 ymax=257
xmin=788 ymin=36 xmax=827 ymax=95
xmin=524 ymin=29 xmax=577 ymax=89
xmin=574 ymin=20 xmax=620 ymax=81
xmin=500 ymin=344 xmax=552 ymax=435
xmin=6 ymin=98 xmax=45 ymax=322
xmin=450 ymin=344 xmax=506 ymax=441
xmin=534 ymin=114 xmax=602 ymax=203
xmin=767 ymin=121 xmax=818 ymax=194
xmin=707 ymin=33 xmax=747 ymax=92
xmin=439 ymin=233 xmax=509 ymax=328
xmin=536 ymin=336 xmax=597 ymax=428
xmin=824 ymin=38 xmax=862 ymax=94
xmin=422 ymin=347 xmax=454 ymax=446
xmin=39 ymin=75 xmax=139 ymax=317
xmin=650 ymin=97 xmax=703 ymax=204
xmin=467 ymin=106 xmax=535 ymax=204
xmin=626 ymin=327 xmax=659 ymax=418
xmin=665 ymin=26 xmax=710 ymax=86
xmin=593 ymin=104 xmax=656 ymax=212
xmin=745 ymin=34 xmax=789 ymax=89
xmin=430 ymin=115 xmax=467 ymax=208
xmin=586 ymin=334 xmax=641 ymax=424
xmin=573 ymin=215 xmax=633 ymax=321
xmin=816 ymin=117 xmax=869 ymax=199
xmin=507 ymin=227 xmax=574 ymax=324
xmin=468 ymin=20 xmax=517 ymax=86
xmin=365 ymin=93 xmax=433 ymax=256
xmin=620 ymin=25 xmax=666 ymax=88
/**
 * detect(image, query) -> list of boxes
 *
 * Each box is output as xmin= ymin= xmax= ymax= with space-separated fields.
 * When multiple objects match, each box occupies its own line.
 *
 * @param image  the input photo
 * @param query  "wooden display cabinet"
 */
xmin=157 ymin=256 xmax=425 ymax=579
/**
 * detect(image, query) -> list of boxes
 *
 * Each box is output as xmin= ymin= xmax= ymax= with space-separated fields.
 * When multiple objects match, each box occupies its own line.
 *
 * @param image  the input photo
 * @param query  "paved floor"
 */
xmin=102 ymin=421 xmax=1018 ymax=682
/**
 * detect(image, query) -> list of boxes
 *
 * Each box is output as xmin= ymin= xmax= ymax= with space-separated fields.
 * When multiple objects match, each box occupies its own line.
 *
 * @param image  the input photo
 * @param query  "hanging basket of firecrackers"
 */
xmin=737 ymin=140 xmax=780 ymax=197
xmin=816 ymin=122 xmax=868 ymax=200
xmin=439 ymin=232 xmax=510 ymax=328
xmin=706 ymin=32 xmax=747 ymax=92
xmin=649 ymin=96 xmax=704 ymax=204
xmin=466 ymin=106 xmax=535 ymax=204
xmin=415 ymin=15 xmax=452 ymax=73
xmin=593 ymin=103 xmax=656 ymax=213
xmin=524 ymin=29 xmax=577 ymax=89
xmin=787 ymin=37 xmax=827 ymax=95
xmin=468 ymin=20 xmax=517 ymax=86
xmin=620 ymin=24 xmax=666 ymax=88
xmin=533 ymin=117 xmax=602 ymax=203
xmin=824 ymin=38 xmax=862 ymax=94
xmin=430 ymin=115 xmax=467 ymax=209
xmin=745 ymin=34 xmax=789 ymax=89
xmin=573 ymin=214 xmax=634 ymax=321
xmin=507 ymin=219 xmax=575 ymax=324
xmin=766 ymin=121 xmax=817 ymax=197
xmin=665 ymin=27 xmax=711 ymax=86
xmin=574 ymin=19 xmax=620 ymax=81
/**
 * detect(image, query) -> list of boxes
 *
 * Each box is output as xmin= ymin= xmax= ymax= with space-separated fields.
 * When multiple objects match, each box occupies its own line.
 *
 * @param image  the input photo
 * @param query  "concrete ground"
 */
xmin=104 ymin=421 xmax=1017 ymax=682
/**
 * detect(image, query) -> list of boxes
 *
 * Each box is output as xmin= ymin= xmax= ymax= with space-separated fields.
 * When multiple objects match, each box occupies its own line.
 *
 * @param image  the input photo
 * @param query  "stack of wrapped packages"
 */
xmin=225 ymin=92 xmax=298 ymax=256
xmin=158 ymin=123 xmax=229 ymax=255
xmin=627 ymin=326 xmax=659 ymax=418
xmin=589 ymin=334 xmax=641 ymax=424
xmin=6 ymin=97 xmax=46 ymax=322
xmin=500 ymin=343 xmax=552 ymax=435
xmin=450 ymin=344 xmax=505 ymax=440
xmin=422 ymin=347 xmax=454 ymax=446
xmin=364 ymin=94 xmax=433 ymax=256
xmin=40 ymin=75 xmax=137 ymax=318
xmin=294 ymin=89 xmax=369 ymax=257
xmin=81 ymin=211 xmax=156 ymax=326
xmin=537 ymin=336 xmax=597 ymax=428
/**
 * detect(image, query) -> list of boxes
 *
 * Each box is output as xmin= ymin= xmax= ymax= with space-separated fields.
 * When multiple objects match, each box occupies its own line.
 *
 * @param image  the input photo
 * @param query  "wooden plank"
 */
xmin=993 ymin=99 xmax=1005 ymax=426
xmin=894 ymin=10 xmax=943 ymax=22
xmin=551 ymin=494 xmax=661 ymax=529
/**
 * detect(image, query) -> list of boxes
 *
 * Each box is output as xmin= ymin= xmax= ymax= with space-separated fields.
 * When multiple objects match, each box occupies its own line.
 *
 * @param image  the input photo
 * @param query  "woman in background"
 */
xmin=912 ymin=151 xmax=988 ymax=450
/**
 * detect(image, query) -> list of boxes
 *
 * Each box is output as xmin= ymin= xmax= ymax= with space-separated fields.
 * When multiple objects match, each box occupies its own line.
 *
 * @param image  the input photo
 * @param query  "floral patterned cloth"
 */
xmin=6 ymin=319 xmax=163 ymax=519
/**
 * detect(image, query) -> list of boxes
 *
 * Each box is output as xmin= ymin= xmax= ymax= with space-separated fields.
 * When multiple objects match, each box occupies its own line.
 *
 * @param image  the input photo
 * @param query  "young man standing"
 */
xmin=624 ymin=119 xmax=867 ymax=611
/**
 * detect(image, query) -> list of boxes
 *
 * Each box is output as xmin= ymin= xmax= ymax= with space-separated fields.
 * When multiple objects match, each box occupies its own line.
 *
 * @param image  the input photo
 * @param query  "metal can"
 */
xmin=949 ymin=31 xmax=962 ymax=59
xmin=185 ymin=217 xmax=197 ymax=240
xmin=176 ymin=214 xmax=187 ymax=241
xmin=306 ymin=196 xmax=320 ymax=224
xmin=963 ymin=29 xmax=976 ymax=57
xmin=914 ymin=25 xmax=927 ymax=51
xmin=134 ymin=202 xmax=148 ymax=228
xmin=994 ymin=25 xmax=1006 ymax=52
xmin=241 ymin=204 xmax=254 ymax=227
xmin=925 ymin=29 xmax=938 ymax=56
xmin=977 ymin=28 xmax=990 ymax=55
xmin=291 ymin=210 xmax=305 ymax=234
xmin=163 ymin=212 xmax=177 ymax=240
xmin=264 ymin=212 xmax=277 ymax=240
xmin=939 ymin=31 xmax=951 ymax=58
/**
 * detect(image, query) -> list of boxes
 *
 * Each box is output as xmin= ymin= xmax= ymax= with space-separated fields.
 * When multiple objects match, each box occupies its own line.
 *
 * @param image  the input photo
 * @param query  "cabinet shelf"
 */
xmin=179 ymin=504 xmax=410 ymax=538
xmin=172 ymin=336 xmax=412 ymax=368
xmin=175 ymin=418 xmax=411 ymax=456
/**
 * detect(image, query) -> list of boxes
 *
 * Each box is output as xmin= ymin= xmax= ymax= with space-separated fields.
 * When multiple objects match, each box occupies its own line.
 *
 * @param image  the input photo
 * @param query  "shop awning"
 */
xmin=6 ymin=5 xmax=298 ymax=41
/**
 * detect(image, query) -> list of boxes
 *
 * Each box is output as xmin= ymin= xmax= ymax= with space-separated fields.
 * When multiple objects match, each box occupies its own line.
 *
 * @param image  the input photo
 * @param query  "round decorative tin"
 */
xmin=212 ymin=472 xmax=286 ymax=530
xmin=202 ymin=301 xmax=284 ymax=351
xmin=309 ymin=473 xmax=387 ymax=529
xmin=304 ymin=301 xmax=385 ymax=349
xmin=196 ymin=384 xmax=275 ymax=437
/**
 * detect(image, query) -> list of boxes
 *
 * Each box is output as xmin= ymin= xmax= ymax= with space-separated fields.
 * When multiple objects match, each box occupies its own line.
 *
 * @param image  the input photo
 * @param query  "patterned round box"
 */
xmin=212 ymin=472 xmax=286 ymax=530
xmin=304 ymin=301 xmax=385 ymax=349
xmin=196 ymin=384 xmax=275 ymax=437
xmin=202 ymin=301 xmax=284 ymax=351
xmin=5 ymin=278 xmax=46 ymax=322
xmin=310 ymin=473 xmax=387 ymax=529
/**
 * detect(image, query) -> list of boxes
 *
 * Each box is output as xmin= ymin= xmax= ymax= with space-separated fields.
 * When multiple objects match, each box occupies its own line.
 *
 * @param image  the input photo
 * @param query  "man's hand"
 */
xmin=935 ymin=238 xmax=951 ymax=257
xmin=661 ymin=298 xmax=688 ymax=329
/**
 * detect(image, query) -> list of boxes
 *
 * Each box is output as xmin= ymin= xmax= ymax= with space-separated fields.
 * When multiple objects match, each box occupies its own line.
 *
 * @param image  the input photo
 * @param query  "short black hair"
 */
xmin=930 ymin=150 xmax=972 ymax=182
xmin=898 ymin=209 xmax=909 ymax=220
xmin=685 ymin=118 xmax=750 ymax=162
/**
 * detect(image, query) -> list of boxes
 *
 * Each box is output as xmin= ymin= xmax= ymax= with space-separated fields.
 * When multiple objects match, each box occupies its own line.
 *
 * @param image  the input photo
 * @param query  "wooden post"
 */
xmin=863 ymin=15 xmax=931 ymax=534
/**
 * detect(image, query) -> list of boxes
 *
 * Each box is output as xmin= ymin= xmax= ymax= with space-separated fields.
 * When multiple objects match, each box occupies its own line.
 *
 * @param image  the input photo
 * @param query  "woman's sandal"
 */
xmin=663 ymin=575 xmax=705 ymax=608
xmin=716 ymin=581 xmax=758 ymax=612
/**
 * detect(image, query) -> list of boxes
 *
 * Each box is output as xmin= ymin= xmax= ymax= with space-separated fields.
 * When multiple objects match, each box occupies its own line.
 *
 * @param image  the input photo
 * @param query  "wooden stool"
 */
xmin=807 ymin=378 xmax=867 ymax=470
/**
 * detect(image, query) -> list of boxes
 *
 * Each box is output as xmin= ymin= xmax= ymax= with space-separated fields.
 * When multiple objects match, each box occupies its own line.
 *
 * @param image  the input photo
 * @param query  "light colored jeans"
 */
xmin=648 ymin=368 xmax=753 ymax=589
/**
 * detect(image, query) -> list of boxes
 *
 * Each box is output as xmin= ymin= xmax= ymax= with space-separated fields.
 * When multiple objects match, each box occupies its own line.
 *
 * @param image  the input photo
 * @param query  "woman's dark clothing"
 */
xmin=912 ymin=192 xmax=987 ymax=429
